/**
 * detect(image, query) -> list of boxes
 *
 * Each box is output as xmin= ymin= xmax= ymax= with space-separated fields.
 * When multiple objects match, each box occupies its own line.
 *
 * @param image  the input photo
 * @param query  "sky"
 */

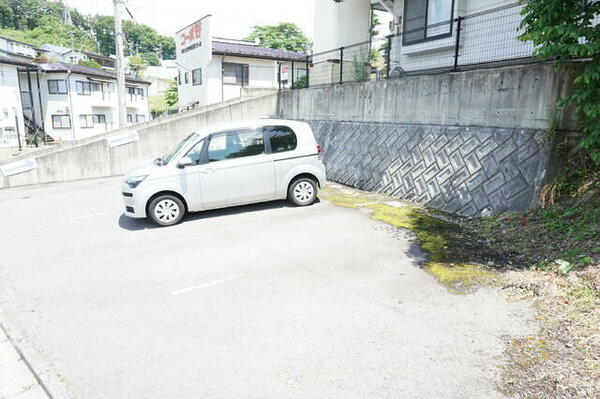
xmin=64 ymin=0 xmax=316 ymax=41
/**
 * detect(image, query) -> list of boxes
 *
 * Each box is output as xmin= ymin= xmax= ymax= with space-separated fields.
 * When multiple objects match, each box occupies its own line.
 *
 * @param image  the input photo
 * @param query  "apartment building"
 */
xmin=20 ymin=63 xmax=150 ymax=142
xmin=0 ymin=56 xmax=28 ymax=148
xmin=175 ymin=15 xmax=306 ymax=110
xmin=312 ymin=0 xmax=549 ymax=79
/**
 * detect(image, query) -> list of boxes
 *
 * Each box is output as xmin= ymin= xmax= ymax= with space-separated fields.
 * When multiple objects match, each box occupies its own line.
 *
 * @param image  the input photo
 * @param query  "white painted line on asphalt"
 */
xmin=171 ymin=274 xmax=246 ymax=296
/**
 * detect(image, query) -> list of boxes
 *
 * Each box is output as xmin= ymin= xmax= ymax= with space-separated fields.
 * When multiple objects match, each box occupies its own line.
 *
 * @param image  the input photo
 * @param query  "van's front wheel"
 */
xmin=288 ymin=178 xmax=317 ymax=206
xmin=148 ymin=195 xmax=185 ymax=226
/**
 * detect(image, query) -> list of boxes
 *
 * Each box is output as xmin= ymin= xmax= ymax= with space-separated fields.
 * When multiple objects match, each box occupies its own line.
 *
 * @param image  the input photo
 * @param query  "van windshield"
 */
xmin=157 ymin=133 xmax=199 ymax=165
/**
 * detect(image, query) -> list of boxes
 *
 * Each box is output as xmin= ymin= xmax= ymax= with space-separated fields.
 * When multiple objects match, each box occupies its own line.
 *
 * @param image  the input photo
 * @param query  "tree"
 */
xmin=520 ymin=0 xmax=600 ymax=164
xmin=90 ymin=15 xmax=115 ymax=55
xmin=140 ymin=52 xmax=160 ymax=66
xmin=370 ymin=12 xmax=381 ymax=38
xmin=128 ymin=55 xmax=147 ymax=77
xmin=0 ymin=0 xmax=14 ymax=28
xmin=0 ymin=1 xmax=177 ymax=59
xmin=164 ymin=80 xmax=178 ymax=107
xmin=245 ymin=22 xmax=309 ymax=53
xmin=7 ymin=0 xmax=64 ymax=30
xmin=78 ymin=59 xmax=102 ymax=69
xmin=0 ymin=14 xmax=95 ymax=51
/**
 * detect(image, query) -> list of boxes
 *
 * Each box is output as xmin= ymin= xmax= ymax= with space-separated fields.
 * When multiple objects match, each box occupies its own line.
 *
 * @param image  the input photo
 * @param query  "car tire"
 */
xmin=288 ymin=177 xmax=318 ymax=206
xmin=148 ymin=195 xmax=186 ymax=227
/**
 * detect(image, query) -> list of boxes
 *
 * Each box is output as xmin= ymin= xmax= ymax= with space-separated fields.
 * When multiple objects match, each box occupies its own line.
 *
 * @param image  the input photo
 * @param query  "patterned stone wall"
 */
xmin=309 ymin=120 xmax=551 ymax=216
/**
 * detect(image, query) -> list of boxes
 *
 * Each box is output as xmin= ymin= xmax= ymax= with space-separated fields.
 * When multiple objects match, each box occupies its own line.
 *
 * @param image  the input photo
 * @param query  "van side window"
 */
xmin=208 ymin=129 xmax=264 ymax=162
xmin=265 ymin=126 xmax=297 ymax=153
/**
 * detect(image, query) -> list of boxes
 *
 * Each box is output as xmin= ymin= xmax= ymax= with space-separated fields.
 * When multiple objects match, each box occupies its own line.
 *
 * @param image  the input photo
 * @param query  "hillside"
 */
xmin=0 ymin=0 xmax=175 ymax=64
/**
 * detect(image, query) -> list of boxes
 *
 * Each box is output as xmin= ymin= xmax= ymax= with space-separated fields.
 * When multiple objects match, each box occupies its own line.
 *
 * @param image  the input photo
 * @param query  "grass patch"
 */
xmin=470 ymin=173 xmax=600 ymax=270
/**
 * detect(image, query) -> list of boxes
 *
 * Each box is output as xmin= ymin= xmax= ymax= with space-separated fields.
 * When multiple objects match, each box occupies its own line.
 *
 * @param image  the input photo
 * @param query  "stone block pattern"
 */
xmin=309 ymin=120 xmax=550 ymax=216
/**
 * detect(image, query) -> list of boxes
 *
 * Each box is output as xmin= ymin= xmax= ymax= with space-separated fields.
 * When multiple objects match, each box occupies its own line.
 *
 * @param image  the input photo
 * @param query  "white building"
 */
xmin=0 ymin=36 xmax=43 ymax=61
xmin=175 ymin=15 xmax=306 ymax=110
xmin=19 ymin=63 xmax=150 ymax=142
xmin=0 ymin=56 xmax=28 ymax=148
xmin=312 ymin=0 xmax=544 ymax=80
xmin=40 ymin=44 xmax=117 ymax=70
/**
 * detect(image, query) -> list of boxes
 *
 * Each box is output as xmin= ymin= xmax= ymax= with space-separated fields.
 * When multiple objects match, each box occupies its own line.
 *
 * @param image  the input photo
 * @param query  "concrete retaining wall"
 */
xmin=0 ymin=93 xmax=277 ymax=189
xmin=278 ymin=63 xmax=578 ymax=216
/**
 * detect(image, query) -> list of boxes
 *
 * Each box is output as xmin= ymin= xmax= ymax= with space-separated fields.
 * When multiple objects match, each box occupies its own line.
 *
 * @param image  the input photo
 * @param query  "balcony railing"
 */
xmin=282 ymin=2 xmax=599 ymax=88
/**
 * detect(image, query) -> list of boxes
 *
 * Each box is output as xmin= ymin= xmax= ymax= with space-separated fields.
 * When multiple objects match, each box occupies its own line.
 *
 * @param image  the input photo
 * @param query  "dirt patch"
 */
xmin=499 ymin=266 xmax=600 ymax=398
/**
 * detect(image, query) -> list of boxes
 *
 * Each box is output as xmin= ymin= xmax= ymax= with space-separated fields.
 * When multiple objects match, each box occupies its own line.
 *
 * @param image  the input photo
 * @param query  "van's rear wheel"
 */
xmin=148 ymin=195 xmax=185 ymax=226
xmin=288 ymin=178 xmax=317 ymax=206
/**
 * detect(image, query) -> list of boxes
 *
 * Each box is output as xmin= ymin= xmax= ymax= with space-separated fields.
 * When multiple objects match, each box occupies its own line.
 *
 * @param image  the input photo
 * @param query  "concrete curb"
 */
xmin=0 ymin=321 xmax=50 ymax=399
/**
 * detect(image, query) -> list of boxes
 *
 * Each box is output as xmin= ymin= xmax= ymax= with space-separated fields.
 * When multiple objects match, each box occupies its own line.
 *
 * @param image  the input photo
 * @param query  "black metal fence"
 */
xmin=282 ymin=2 xmax=599 ymax=89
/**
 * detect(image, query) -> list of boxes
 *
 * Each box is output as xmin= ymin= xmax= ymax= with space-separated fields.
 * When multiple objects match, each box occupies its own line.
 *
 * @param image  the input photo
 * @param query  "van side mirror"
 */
xmin=177 ymin=156 xmax=193 ymax=168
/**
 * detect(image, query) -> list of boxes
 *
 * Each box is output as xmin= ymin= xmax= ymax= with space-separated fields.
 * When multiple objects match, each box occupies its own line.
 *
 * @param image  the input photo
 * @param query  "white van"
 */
xmin=122 ymin=120 xmax=326 ymax=226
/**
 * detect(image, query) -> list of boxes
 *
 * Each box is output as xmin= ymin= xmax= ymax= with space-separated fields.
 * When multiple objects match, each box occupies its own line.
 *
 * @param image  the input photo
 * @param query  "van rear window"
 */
xmin=264 ymin=126 xmax=297 ymax=153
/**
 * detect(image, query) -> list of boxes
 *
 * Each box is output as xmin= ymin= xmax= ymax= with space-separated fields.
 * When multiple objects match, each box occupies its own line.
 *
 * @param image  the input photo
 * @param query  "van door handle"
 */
xmin=201 ymin=167 xmax=213 ymax=174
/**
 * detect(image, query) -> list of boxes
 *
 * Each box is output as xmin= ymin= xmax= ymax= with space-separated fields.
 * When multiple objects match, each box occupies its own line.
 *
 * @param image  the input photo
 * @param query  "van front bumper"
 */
xmin=122 ymin=182 xmax=147 ymax=218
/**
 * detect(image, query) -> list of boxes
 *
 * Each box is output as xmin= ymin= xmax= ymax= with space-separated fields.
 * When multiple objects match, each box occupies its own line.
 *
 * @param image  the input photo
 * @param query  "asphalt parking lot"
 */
xmin=0 ymin=177 xmax=535 ymax=398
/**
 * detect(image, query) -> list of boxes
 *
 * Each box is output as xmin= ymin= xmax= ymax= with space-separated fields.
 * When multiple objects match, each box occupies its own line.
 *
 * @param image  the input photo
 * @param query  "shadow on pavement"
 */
xmin=117 ymin=198 xmax=320 ymax=231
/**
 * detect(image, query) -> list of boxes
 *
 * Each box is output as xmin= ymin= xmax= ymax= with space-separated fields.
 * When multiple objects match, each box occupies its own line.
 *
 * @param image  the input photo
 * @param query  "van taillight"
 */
xmin=317 ymin=144 xmax=322 ymax=154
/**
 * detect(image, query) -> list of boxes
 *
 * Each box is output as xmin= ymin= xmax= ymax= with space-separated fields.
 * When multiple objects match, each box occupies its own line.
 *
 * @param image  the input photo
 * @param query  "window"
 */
xmin=79 ymin=114 xmax=105 ymax=128
xmin=184 ymin=139 xmax=205 ymax=164
xmin=136 ymin=115 xmax=146 ymax=123
xmin=403 ymin=0 xmax=454 ymax=45
xmin=79 ymin=114 xmax=94 ymax=128
xmin=177 ymin=71 xmax=182 ymax=86
xmin=223 ymin=63 xmax=249 ymax=86
xmin=184 ymin=72 xmax=189 ymax=84
xmin=52 ymin=115 xmax=71 ymax=129
xmin=76 ymin=81 xmax=91 ymax=95
xmin=48 ymin=80 xmax=68 ymax=94
xmin=265 ymin=126 xmax=297 ymax=153
xmin=208 ymin=129 xmax=264 ymax=162
xmin=136 ymin=87 xmax=144 ymax=98
xmin=127 ymin=114 xmax=133 ymax=124
xmin=93 ymin=114 xmax=106 ymax=124
xmin=192 ymin=68 xmax=202 ymax=85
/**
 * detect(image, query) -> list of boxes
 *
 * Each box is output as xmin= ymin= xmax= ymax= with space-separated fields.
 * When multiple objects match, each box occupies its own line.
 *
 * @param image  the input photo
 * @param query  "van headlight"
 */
xmin=125 ymin=175 xmax=148 ymax=189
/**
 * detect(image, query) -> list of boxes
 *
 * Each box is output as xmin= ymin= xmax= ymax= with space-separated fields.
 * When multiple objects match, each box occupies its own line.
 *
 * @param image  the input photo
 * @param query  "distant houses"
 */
xmin=0 ymin=36 xmax=151 ymax=149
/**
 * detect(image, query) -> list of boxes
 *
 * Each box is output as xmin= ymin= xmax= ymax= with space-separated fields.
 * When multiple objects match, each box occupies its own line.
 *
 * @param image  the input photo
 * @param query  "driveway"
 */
xmin=0 ymin=177 xmax=534 ymax=398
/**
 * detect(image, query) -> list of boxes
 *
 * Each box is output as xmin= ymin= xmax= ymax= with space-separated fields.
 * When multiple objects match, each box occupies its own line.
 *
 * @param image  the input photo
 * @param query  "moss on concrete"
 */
xmin=320 ymin=184 xmax=500 ymax=294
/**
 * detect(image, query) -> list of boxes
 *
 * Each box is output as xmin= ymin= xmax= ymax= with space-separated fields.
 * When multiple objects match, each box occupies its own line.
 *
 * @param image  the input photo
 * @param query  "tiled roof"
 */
xmin=36 ymin=62 xmax=149 ymax=84
xmin=212 ymin=41 xmax=306 ymax=62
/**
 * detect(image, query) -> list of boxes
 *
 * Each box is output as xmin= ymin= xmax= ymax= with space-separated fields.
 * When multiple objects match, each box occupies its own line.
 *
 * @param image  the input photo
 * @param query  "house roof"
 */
xmin=40 ymin=43 xmax=72 ymax=54
xmin=212 ymin=40 xmax=306 ymax=62
xmin=0 ymin=55 xmax=36 ymax=67
xmin=80 ymin=50 xmax=115 ymax=62
xmin=41 ymin=44 xmax=115 ymax=62
xmin=36 ymin=62 xmax=150 ymax=84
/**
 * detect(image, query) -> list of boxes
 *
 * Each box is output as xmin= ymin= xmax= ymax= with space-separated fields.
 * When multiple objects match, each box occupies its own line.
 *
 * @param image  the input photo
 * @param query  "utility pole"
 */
xmin=113 ymin=0 xmax=127 ymax=128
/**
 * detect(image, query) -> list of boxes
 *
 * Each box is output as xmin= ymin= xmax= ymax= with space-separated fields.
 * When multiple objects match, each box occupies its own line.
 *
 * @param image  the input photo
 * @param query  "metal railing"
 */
xmin=282 ymin=2 xmax=599 ymax=89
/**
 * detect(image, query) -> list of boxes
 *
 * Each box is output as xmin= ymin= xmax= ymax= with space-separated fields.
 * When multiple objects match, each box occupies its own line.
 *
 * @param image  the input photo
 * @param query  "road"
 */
xmin=0 ymin=177 xmax=535 ymax=398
